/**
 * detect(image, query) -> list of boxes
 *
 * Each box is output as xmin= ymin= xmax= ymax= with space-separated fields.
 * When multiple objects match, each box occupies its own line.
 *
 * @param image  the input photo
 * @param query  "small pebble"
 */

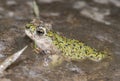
xmin=94 ymin=0 xmax=109 ymax=4
xmin=73 ymin=1 xmax=86 ymax=9
xmin=7 ymin=11 xmax=14 ymax=17
xmin=0 ymin=7 xmax=4 ymax=11
xmin=94 ymin=0 xmax=120 ymax=7
xmin=0 ymin=42 xmax=6 ymax=52
xmin=38 ymin=0 xmax=62 ymax=3
xmin=6 ymin=0 xmax=17 ymax=5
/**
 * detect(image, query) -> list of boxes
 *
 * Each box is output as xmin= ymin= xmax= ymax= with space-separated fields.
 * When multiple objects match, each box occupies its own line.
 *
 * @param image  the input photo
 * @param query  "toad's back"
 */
xmin=47 ymin=31 xmax=107 ymax=62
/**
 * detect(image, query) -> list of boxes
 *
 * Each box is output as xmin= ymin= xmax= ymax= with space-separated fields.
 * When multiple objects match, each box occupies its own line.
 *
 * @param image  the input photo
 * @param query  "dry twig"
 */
xmin=0 ymin=46 xmax=28 ymax=73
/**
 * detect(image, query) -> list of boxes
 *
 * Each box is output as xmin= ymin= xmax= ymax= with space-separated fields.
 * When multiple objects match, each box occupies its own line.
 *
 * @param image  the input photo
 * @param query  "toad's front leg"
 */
xmin=30 ymin=42 xmax=41 ymax=54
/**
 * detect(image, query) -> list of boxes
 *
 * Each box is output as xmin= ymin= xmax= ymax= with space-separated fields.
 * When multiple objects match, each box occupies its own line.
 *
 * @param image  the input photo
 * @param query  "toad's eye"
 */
xmin=36 ymin=28 xmax=44 ymax=35
xmin=36 ymin=27 xmax=46 ymax=36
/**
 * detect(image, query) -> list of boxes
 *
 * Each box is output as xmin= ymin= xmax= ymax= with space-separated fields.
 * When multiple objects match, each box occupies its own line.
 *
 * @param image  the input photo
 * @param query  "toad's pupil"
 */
xmin=36 ymin=29 xmax=44 ymax=35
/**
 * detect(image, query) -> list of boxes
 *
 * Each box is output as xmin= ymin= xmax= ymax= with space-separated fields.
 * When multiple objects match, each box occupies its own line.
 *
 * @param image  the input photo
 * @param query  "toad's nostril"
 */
xmin=25 ymin=24 xmax=31 ymax=29
xmin=25 ymin=26 xmax=29 ymax=29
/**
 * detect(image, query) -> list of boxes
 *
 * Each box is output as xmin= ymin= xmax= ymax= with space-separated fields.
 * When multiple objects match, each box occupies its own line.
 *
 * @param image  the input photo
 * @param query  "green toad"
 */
xmin=25 ymin=19 xmax=109 ymax=62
